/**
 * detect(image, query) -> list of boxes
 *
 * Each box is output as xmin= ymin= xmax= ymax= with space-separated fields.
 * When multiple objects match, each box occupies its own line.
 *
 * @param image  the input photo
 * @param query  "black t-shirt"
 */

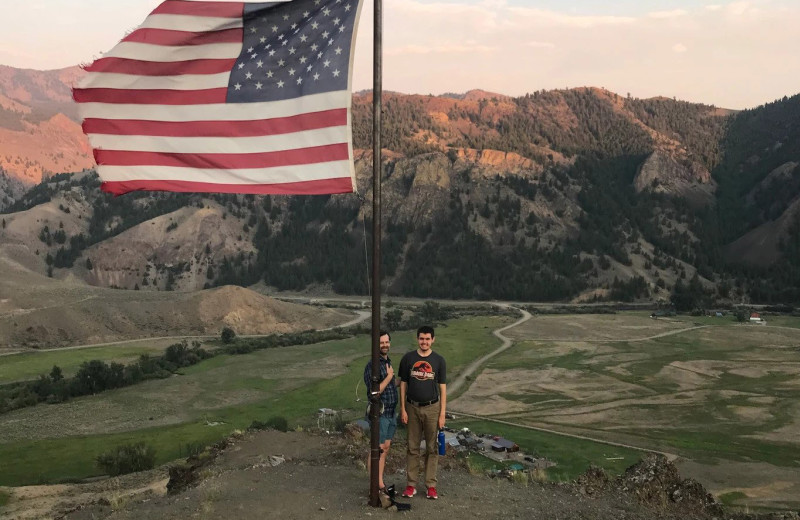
xmin=399 ymin=350 xmax=446 ymax=403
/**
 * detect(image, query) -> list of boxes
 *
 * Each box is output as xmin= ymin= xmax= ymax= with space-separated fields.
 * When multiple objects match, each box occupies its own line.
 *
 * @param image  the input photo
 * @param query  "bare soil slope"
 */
xmin=4 ymin=430 xmax=783 ymax=520
xmin=0 ymin=253 xmax=350 ymax=350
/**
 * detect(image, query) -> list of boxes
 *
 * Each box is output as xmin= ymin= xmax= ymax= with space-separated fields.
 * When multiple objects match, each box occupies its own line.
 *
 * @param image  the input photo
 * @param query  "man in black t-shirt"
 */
xmin=399 ymin=325 xmax=447 ymax=500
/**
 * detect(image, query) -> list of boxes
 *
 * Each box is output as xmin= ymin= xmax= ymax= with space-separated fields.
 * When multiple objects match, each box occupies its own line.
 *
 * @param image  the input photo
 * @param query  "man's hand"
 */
xmin=438 ymin=415 xmax=445 ymax=430
xmin=385 ymin=364 xmax=394 ymax=381
xmin=401 ymin=410 xmax=408 ymax=424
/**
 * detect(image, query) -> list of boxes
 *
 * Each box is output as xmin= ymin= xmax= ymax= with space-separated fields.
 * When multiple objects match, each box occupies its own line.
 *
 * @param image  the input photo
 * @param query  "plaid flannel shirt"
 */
xmin=364 ymin=356 xmax=398 ymax=418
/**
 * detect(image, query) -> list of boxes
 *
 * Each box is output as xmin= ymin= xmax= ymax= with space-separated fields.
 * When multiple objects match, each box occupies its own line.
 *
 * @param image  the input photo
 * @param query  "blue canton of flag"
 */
xmin=230 ymin=0 xmax=358 ymax=103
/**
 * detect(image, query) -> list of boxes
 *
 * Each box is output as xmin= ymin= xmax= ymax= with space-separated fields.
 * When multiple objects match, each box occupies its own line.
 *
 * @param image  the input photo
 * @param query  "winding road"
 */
xmin=447 ymin=304 xmax=678 ymax=460
xmin=448 ymin=304 xmax=532 ymax=395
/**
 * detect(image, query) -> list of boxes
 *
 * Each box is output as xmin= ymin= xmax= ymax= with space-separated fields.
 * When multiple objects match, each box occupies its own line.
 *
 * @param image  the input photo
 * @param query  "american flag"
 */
xmin=74 ymin=0 xmax=364 ymax=196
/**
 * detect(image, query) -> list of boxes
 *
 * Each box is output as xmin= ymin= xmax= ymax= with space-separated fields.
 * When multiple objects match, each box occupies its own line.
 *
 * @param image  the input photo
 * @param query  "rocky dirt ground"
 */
xmin=4 ymin=428 xmax=800 ymax=520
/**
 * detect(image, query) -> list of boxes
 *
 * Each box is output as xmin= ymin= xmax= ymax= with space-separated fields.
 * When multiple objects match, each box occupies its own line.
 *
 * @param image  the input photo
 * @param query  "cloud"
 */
xmin=672 ymin=43 xmax=688 ymax=53
xmin=526 ymin=41 xmax=556 ymax=49
xmin=648 ymin=10 xmax=688 ymax=19
xmin=386 ymin=43 xmax=496 ymax=56
xmin=705 ymin=5 xmax=723 ymax=11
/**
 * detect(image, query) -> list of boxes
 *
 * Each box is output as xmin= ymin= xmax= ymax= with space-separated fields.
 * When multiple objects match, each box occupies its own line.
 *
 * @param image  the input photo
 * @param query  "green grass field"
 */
xmin=0 ymin=316 xmax=511 ymax=486
xmin=450 ymin=418 xmax=644 ymax=481
xmin=0 ymin=340 xmax=186 ymax=383
xmin=463 ymin=314 xmax=800 ymax=470
xmin=4 ymin=310 xmax=800 ymax=509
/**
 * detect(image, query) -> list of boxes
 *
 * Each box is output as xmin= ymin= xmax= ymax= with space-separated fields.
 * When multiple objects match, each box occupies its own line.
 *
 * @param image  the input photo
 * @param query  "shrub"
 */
xmin=96 ymin=442 xmax=156 ymax=476
xmin=267 ymin=416 xmax=289 ymax=432
xmin=221 ymin=327 xmax=236 ymax=344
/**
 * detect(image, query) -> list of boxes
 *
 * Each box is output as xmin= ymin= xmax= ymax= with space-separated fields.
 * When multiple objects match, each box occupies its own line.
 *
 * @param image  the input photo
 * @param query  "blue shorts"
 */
xmin=379 ymin=415 xmax=397 ymax=444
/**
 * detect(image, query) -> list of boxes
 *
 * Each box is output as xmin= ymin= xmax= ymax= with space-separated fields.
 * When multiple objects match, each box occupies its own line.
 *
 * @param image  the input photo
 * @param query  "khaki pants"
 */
xmin=406 ymin=401 xmax=440 ymax=488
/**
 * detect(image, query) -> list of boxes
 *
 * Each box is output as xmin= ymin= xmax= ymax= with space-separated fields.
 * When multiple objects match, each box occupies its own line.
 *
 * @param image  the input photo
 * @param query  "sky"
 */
xmin=1 ymin=0 xmax=798 ymax=109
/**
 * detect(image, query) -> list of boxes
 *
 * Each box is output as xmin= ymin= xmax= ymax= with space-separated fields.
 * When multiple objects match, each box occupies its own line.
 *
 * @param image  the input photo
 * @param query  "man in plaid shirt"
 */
xmin=364 ymin=330 xmax=398 ymax=491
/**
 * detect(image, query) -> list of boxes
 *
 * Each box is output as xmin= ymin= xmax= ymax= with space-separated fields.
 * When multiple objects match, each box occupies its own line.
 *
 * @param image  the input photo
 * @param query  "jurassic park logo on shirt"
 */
xmin=411 ymin=361 xmax=435 ymax=381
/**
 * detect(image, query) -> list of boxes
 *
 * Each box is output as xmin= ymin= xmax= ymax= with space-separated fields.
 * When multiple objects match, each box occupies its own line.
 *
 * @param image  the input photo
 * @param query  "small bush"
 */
xmin=96 ymin=442 xmax=156 ymax=476
xmin=251 ymin=416 xmax=288 ymax=432
xmin=221 ymin=327 xmax=236 ymax=344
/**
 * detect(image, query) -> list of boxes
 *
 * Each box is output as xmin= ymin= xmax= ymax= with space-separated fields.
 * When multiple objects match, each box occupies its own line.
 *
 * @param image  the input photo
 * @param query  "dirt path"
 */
xmin=448 ymin=304 xmax=532 ymax=395
xmin=521 ymin=324 xmax=709 ymax=343
xmin=0 ymin=309 xmax=371 ymax=357
xmin=447 ymin=307 xmax=681 ymax=461
xmin=450 ymin=410 xmax=678 ymax=461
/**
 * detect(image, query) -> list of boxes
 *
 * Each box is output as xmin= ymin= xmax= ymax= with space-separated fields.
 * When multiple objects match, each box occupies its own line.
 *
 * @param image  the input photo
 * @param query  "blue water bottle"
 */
xmin=438 ymin=429 xmax=446 ymax=456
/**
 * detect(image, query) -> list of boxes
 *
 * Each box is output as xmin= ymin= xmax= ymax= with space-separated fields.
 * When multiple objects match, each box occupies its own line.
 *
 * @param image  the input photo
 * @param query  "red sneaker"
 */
xmin=401 ymin=485 xmax=416 ymax=498
xmin=426 ymin=487 xmax=438 ymax=500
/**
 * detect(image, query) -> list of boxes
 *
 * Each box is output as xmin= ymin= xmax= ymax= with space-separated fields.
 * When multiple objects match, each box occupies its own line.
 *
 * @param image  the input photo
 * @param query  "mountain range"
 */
xmin=1 ymin=65 xmax=799 ymax=305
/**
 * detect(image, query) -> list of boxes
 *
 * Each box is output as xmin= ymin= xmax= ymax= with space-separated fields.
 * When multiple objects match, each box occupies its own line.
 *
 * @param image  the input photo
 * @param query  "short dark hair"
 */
xmin=379 ymin=330 xmax=391 ymax=340
xmin=417 ymin=325 xmax=435 ymax=338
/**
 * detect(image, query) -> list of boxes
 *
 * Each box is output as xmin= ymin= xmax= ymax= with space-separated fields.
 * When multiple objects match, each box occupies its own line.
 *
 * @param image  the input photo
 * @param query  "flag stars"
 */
xmin=345 ymin=3 xmax=351 ymax=11
xmin=299 ymin=56 xmax=308 ymax=64
xmin=335 ymin=47 xmax=342 ymax=55
xmin=307 ymin=64 xmax=313 ymax=72
xmin=322 ymin=31 xmax=329 ymax=38
xmin=255 ymin=81 xmax=263 ymax=89
xmin=283 ymin=14 xmax=289 ymax=20
xmin=257 ymin=60 xmax=264 ymax=68
xmin=339 ymin=25 xmax=346 ymax=33
xmin=260 ymin=37 xmax=266 ymax=43
xmin=323 ymin=7 xmax=331 ymax=15
xmin=291 ymin=23 xmax=297 ymax=30
xmin=272 ymin=25 xmax=278 ymax=32
xmin=266 ymin=70 xmax=274 ymax=78
xmin=303 ymin=11 xmax=310 ymax=17
xmin=282 ymin=40 xmax=289 ymax=46
xmin=333 ymin=17 xmax=340 ymax=25
xmin=333 ymin=69 xmax=340 ymax=77
xmin=278 ymin=59 xmax=285 ymax=66
xmin=289 ymin=68 xmax=296 ymax=76
xmin=297 ymin=77 xmax=303 ymax=85
xmin=250 ymin=27 xmax=257 ymax=33
xmin=277 ymin=80 xmax=285 ymax=87
xmin=289 ymin=47 xmax=296 ymax=54
xmin=245 ymin=71 xmax=253 ymax=79
xmin=323 ymin=59 xmax=330 ymax=67
xmin=269 ymin=49 xmax=276 ymax=56
xmin=247 ymin=47 xmax=254 ymax=53
xmin=238 ymin=63 xmax=245 ymax=69
xmin=312 ymin=21 xmax=319 ymax=29
xmin=300 ymin=35 xmax=308 ymax=42
xmin=313 ymin=72 xmax=320 ymax=80
xmin=234 ymin=83 xmax=242 ymax=90
xmin=311 ymin=43 xmax=318 ymax=51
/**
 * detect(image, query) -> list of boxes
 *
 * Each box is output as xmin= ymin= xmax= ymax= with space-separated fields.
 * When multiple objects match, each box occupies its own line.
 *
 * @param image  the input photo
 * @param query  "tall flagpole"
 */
xmin=368 ymin=0 xmax=383 ymax=508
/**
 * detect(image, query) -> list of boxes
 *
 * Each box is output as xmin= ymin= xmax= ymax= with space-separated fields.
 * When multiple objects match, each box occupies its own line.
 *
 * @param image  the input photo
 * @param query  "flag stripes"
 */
xmin=100 ymin=178 xmax=353 ymax=197
xmin=122 ymin=27 xmax=244 ymax=46
xmin=152 ymin=1 xmax=246 ymax=18
xmin=95 ymin=143 xmax=349 ymax=169
xmin=82 ymin=108 xmax=347 ymax=137
xmin=75 ymin=0 xmax=361 ymax=195
xmin=86 ymin=127 xmax=347 ymax=154
xmin=83 ymin=57 xmax=238 ymax=76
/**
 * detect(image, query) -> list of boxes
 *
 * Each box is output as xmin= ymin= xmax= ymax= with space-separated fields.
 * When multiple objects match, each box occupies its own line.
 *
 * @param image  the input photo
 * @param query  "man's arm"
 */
xmin=438 ymin=383 xmax=447 ymax=429
xmin=378 ymin=363 xmax=394 ymax=393
xmin=399 ymin=380 xmax=408 ymax=424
